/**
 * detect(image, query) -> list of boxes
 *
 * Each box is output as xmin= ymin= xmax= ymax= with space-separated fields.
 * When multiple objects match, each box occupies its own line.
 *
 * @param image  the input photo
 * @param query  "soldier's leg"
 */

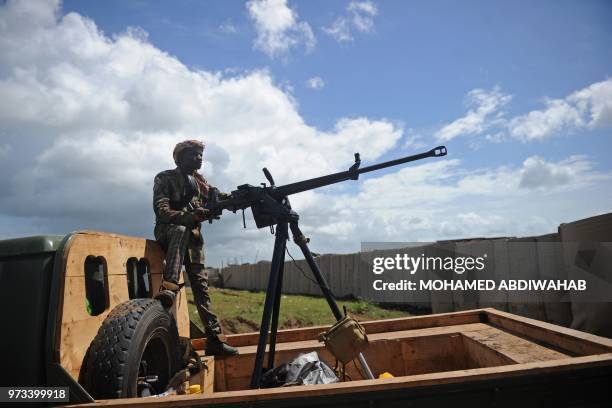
xmin=187 ymin=244 xmax=238 ymax=356
xmin=185 ymin=245 xmax=222 ymax=337
xmin=155 ymin=224 xmax=190 ymax=306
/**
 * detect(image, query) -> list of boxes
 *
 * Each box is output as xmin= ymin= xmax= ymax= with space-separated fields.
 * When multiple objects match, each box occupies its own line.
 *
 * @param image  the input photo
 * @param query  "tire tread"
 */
xmin=83 ymin=298 xmax=175 ymax=399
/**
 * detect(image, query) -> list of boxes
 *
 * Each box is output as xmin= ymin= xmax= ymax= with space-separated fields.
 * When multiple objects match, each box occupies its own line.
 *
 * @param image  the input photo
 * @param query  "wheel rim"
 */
xmin=137 ymin=328 xmax=171 ymax=396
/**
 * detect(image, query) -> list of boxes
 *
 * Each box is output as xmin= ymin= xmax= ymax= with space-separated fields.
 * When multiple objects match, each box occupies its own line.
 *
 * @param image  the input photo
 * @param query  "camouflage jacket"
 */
xmin=153 ymin=168 xmax=206 ymax=227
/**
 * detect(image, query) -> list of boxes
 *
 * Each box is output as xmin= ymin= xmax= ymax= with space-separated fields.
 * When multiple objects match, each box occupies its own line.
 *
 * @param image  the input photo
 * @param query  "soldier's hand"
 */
xmin=193 ymin=207 xmax=211 ymax=222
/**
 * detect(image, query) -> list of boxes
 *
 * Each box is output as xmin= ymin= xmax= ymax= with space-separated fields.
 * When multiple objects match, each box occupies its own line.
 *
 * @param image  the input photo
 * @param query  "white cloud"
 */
xmin=347 ymin=1 xmax=378 ymax=32
xmin=436 ymin=79 xmax=612 ymax=143
xmin=508 ymin=78 xmax=612 ymax=141
xmin=517 ymin=155 xmax=607 ymax=190
xmin=300 ymin=154 xmax=612 ymax=246
xmin=246 ymin=0 xmax=315 ymax=58
xmin=508 ymin=99 xmax=584 ymax=141
xmin=1 ymin=1 xmax=610 ymax=267
xmin=323 ymin=1 xmax=378 ymax=43
xmin=0 ymin=0 xmax=402 ymax=265
xmin=306 ymin=76 xmax=325 ymax=90
xmin=435 ymin=87 xmax=511 ymax=141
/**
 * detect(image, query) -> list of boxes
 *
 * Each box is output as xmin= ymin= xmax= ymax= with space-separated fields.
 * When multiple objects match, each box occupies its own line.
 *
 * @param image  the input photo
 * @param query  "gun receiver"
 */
xmin=205 ymin=146 xmax=447 ymax=228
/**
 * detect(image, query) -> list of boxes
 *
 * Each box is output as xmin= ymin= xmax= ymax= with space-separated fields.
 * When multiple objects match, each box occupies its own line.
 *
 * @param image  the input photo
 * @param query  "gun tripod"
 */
xmin=250 ymin=215 xmax=375 ymax=388
xmin=205 ymin=147 xmax=448 ymax=388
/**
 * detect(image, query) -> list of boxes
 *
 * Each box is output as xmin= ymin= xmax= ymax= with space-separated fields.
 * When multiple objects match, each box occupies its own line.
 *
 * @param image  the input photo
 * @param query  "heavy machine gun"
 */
xmin=202 ymin=146 xmax=447 ymax=388
xmin=205 ymin=146 xmax=447 ymax=229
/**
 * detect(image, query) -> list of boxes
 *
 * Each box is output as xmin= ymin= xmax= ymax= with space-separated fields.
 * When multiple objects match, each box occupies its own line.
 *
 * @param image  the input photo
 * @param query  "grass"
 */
xmin=187 ymin=287 xmax=411 ymax=334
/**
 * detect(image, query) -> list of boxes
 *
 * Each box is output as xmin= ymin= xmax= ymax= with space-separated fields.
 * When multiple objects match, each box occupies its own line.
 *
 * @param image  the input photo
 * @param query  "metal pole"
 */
xmin=267 ymin=224 xmax=287 ymax=370
xmin=250 ymin=222 xmax=288 ymax=388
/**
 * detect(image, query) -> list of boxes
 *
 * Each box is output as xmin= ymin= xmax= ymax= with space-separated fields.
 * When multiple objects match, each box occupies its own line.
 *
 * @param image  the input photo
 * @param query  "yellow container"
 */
xmin=187 ymin=384 xmax=202 ymax=394
xmin=378 ymin=372 xmax=394 ymax=379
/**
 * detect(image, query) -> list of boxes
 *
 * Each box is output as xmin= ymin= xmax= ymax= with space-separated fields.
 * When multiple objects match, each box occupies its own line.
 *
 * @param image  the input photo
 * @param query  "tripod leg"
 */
xmin=289 ymin=221 xmax=375 ymax=380
xmin=250 ymin=222 xmax=288 ymax=389
xmin=268 ymin=224 xmax=287 ymax=370
xmin=289 ymin=222 xmax=341 ymax=319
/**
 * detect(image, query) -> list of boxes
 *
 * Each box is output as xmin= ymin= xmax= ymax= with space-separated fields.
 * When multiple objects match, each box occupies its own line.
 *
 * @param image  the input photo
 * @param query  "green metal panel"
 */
xmin=0 ymin=235 xmax=65 ymax=258
xmin=0 ymin=250 xmax=56 ymax=386
xmin=0 ymin=234 xmax=65 ymax=387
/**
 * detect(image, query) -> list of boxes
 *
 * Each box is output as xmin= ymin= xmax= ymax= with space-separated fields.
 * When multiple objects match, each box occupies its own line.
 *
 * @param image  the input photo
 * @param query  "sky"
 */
xmin=0 ymin=0 xmax=611 ymax=266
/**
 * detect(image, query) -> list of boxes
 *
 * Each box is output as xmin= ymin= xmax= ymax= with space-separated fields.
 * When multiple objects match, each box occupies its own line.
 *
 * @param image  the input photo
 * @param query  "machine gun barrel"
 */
xmin=271 ymin=146 xmax=447 ymax=199
xmin=205 ymin=145 xmax=447 ymax=227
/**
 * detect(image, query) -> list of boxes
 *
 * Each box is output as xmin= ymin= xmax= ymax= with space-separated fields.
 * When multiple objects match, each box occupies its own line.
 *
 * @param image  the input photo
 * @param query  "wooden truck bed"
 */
xmin=69 ymin=308 xmax=612 ymax=407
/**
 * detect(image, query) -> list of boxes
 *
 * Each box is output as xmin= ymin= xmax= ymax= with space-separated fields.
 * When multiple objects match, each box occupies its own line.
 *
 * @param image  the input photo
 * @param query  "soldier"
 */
xmin=153 ymin=140 xmax=238 ymax=356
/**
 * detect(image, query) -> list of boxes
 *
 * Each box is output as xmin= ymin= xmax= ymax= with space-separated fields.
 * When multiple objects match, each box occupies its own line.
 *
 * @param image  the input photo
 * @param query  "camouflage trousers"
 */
xmin=154 ymin=223 xmax=221 ymax=337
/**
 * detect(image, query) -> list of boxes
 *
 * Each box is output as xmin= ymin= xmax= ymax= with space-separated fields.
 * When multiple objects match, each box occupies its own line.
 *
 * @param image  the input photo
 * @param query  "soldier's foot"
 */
xmin=205 ymin=337 xmax=239 ymax=356
xmin=155 ymin=289 xmax=176 ymax=309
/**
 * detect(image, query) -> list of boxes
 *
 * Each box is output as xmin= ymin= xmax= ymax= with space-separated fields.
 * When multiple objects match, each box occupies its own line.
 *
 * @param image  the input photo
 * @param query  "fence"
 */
xmin=216 ymin=212 xmax=612 ymax=337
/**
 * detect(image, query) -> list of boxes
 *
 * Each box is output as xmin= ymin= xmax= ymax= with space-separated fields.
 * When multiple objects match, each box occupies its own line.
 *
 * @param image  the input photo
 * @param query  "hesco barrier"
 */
xmin=216 ymin=213 xmax=612 ymax=337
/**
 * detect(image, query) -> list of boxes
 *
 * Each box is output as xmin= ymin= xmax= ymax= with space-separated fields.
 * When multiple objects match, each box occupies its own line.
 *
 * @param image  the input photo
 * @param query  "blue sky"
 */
xmin=1 ymin=0 xmax=611 ymax=266
xmin=61 ymin=0 xmax=612 ymax=169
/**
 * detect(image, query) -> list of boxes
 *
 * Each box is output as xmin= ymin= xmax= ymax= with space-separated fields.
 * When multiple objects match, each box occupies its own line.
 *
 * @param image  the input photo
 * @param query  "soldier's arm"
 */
xmin=153 ymin=174 xmax=198 ymax=226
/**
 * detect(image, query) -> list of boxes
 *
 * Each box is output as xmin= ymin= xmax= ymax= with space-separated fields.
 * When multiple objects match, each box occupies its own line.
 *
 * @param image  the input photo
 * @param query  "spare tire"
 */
xmin=83 ymin=298 xmax=181 ymax=399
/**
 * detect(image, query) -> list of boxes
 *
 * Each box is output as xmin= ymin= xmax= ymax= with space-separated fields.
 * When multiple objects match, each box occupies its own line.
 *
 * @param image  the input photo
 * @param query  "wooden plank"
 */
xmin=462 ymin=327 xmax=568 ymax=363
xmin=194 ymin=356 xmax=215 ymax=395
xmin=213 ymin=358 xmax=227 ymax=392
xmin=213 ymin=309 xmax=486 ymax=349
xmin=66 ymin=353 xmax=612 ymax=407
xmin=59 ymin=231 xmax=189 ymax=382
xmin=64 ymin=231 xmax=165 ymax=277
xmin=400 ymin=334 xmax=468 ymax=375
xmin=213 ymin=323 xmax=489 ymax=358
xmin=485 ymin=308 xmax=612 ymax=355
xmin=460 ymin=334 xmax=515 ymax=368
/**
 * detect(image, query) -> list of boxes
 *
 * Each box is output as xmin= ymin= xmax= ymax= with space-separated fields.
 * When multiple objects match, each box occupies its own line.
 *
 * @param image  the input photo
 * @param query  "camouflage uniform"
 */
xmin=153 ymin=167 xmax=221 ymax=337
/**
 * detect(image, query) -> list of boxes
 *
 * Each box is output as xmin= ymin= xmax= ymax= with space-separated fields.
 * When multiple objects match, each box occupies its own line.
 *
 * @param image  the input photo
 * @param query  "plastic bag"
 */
xmin=261 ymin=351 xmax=338 ymax=388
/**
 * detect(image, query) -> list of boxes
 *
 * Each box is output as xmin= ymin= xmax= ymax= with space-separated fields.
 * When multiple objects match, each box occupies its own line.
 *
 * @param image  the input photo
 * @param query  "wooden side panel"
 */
xmin=65 ymin=352 xmax=612 ymax=408
xmin=461 ymin=335 xmax=515 ymax=368
xmin=213 ymin=319 xmax=611 ymax=393
xmin=485 ymin=308 xmax=612 ymax=355
xmin=215 ymin=323 xmax=547 ymax=391
xmin=202 ymin=356 xmax=215 ymax=395
xmin=59 ymin=231 xmax=190 ymax=381
xmin=220 ymin=309 xmax=485 ymax=348
xmin=400 ymin=334 xmax=470 ymax=375
xmin=190 ymin=356 xmax=215 ymax=395
xmin=462 ymin=327 xmax=568 ymax=363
